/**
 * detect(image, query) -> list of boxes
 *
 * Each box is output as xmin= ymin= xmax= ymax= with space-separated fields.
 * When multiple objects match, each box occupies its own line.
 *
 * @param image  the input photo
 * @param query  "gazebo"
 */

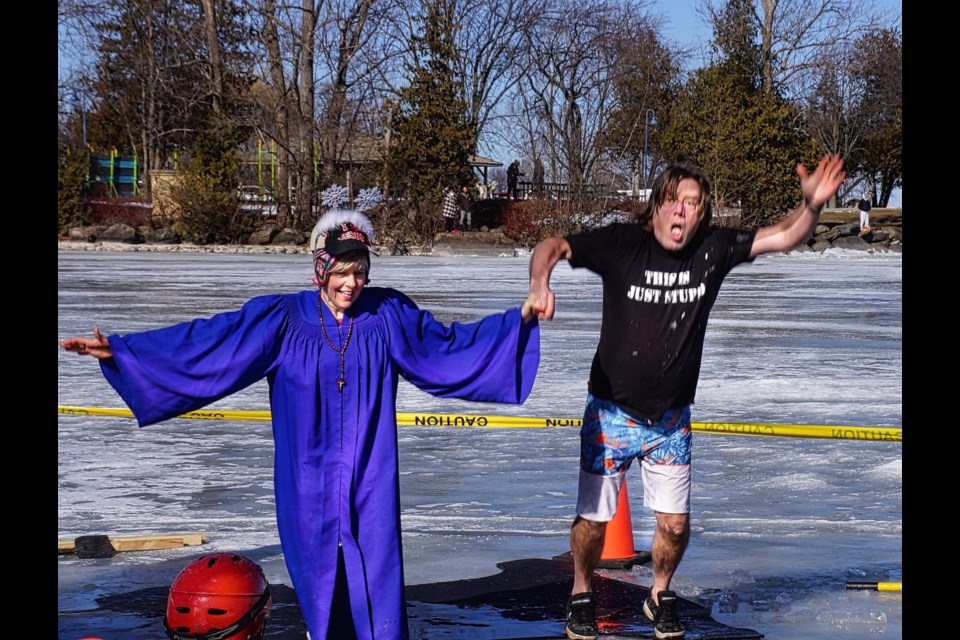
xmin=469 ymin=153 xmax=502 ymax=186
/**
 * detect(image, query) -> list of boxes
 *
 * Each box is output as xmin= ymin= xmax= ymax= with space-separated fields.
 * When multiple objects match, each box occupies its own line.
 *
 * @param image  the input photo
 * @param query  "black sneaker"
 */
xmin=643 ymin=590 xmax=685 ymax=639
xmin=565 ymin=592 xmax=598 ymax=640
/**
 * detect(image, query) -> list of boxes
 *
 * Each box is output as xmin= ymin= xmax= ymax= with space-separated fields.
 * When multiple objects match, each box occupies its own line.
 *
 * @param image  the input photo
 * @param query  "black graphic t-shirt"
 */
xmin=566 ymin=223 xmax=756 ymax=421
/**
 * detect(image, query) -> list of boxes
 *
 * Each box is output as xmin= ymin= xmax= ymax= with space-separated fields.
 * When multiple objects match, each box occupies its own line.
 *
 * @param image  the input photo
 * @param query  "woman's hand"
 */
xmin=61 ymin=326 xmax=113 ymax=359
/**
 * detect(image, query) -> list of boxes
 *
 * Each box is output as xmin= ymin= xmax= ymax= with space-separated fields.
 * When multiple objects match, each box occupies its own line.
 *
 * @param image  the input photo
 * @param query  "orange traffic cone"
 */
xmin=596 ymin=477 xmax=650 ymax=569
xmin=552 ymin=477 xmax=651 ymax=569
xmin=600 ymin=478 xmax=638 ymax=560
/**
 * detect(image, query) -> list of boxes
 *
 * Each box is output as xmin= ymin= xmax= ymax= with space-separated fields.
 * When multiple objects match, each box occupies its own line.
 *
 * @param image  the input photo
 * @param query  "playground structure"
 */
xmin=89 ymin=148 xmax=140 ymax=197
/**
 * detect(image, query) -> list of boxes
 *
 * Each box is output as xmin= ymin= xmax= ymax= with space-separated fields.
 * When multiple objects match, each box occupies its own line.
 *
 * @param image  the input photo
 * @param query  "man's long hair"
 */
xmin=633 ymin=164 xmax=713 ymax=231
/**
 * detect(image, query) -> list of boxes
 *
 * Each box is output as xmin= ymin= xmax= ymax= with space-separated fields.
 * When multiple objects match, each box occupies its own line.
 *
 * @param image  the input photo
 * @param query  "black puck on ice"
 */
xmin=73 ymin=535 xmax=116 ymax=558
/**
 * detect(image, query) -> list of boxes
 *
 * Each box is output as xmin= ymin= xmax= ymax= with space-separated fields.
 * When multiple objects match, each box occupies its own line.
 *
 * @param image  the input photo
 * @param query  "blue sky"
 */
xmin=657 ymin=0 xmax=902 ymax=63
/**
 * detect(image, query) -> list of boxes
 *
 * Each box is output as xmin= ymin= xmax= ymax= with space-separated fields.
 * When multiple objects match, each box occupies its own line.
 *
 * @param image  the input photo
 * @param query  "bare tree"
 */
xmin=451 ymin=0 xmax=547 ymax=140
xmin=245 ymin=0 xmax=402 ymax=220
xmin=802 ymin=25 xmax=900 ymax=205
xmin=200 ymin=0 xmax=225 ymax=115
xmin=254 ymin=0 xmax=292 ymax=222
xmin=850 ymin=27 xmax=901 ymax=206
xmin=316 ymin=0 xmax=377 ymax=185
xmin=502 ymin=81 xmax=555 ymax=185
xmin=311 ymin=0 xmax=414 ymax=196
xmin=703 ymin=0 xmax=892 ymax=98
xmin=58 ymin=0 xmax=103 ymax=87
xmin=294 ymin=0 xmax=317 ymax=222
xmin=59 ymin=0 xmax=100 ymax=151
xmin=803 ymin=42 xmax=870 ymax=202
xmin=249 ymin=0 xmax=323 ymax=226
xmin=516 ymin=0 xmax=631 ymax=196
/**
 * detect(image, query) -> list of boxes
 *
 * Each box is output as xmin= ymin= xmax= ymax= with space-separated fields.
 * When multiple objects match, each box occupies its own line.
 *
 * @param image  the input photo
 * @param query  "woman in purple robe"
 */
xmin=61 ymin=207 xmax=540 ymax=640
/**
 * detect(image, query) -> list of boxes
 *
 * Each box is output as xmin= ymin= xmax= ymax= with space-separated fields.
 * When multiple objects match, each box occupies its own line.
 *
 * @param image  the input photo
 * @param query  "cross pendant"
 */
xmin=337 ymin=379 xmax=346 ymax=392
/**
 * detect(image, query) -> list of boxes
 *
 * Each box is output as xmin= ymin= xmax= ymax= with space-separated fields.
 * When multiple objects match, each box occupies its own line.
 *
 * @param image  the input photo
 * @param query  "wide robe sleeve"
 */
xmin=98 ymin=294 xmax=288 ymax=426
xmin=382 ymin=291 xmax=540 ymax=403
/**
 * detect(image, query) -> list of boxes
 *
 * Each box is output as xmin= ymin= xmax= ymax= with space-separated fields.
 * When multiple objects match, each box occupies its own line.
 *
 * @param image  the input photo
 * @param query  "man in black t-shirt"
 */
xmin=527 ymin=155 xmax=845 ymax=640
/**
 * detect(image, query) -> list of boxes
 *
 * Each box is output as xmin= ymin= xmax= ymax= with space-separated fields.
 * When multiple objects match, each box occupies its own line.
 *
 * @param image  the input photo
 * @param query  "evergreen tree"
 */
xmin=660 ymin=0 xmax=816 ymax=227
xmin=711 ymin=0 xmax=763 ymax=90
xmin=172 ymin=126 xmax=251 ymax=244
xmin=58 ymin=148 xmax=94 ymax=234
xmin=90 ymin=0 xmax=253 ymax=177
xmin=383 ymin=0 xmax=476 ymax=204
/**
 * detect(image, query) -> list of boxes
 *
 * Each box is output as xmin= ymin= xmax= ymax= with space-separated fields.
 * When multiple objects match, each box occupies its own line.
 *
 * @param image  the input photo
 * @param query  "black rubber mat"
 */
xmin=59 ymin=558 xmax=763 ymax=639
xmin=405 ymin=558 xmax=762 ymax=639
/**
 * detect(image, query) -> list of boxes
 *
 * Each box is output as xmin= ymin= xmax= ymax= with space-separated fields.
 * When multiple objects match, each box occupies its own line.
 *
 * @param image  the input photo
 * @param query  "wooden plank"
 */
xmin=112 ymin=533 xmax=206 ymax=551
xmin=58 ymin=533 xmax=206 ymax=554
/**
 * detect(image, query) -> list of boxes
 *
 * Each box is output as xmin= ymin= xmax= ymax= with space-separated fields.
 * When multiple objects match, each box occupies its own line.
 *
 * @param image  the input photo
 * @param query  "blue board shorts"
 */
xmin=576 ymin=393 xmax=692 ymax=520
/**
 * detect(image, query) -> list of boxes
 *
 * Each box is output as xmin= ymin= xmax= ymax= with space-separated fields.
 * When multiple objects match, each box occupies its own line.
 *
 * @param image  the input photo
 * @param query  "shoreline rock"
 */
xmin=58 ymin=240 xmax=313 ymax=254
xmin=56 ymin=240 xmax=438 ymax=256
xmin=57 ymin=237 xmax=901 ymax=256
xmin=59 ymin=209 xmax=902 ymax=255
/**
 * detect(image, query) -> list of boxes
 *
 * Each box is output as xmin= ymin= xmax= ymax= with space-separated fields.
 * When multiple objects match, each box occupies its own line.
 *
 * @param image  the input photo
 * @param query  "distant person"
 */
xmin=858 ymin=191 xmax=872 ymax=231
xmin=61 ymin=189 xmax=541 ymax=640
xmin=458 ymin=185 xmax=475 ymax=231
xmin=442 ymin=186 xmax=458 ymax=232
xmin=526 ymin=155 xmax=845 ymax=640
xmin=507 ymin=160 xmax=524 ymax=200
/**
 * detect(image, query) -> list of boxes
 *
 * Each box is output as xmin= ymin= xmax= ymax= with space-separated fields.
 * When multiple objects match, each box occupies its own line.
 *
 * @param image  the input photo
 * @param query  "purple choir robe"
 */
xmin=98 ymin=287 xmax=540 ymax=640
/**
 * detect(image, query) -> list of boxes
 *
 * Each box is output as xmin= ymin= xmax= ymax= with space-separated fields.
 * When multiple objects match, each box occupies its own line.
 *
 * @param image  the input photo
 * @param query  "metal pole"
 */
xmin=72 ymin=91 xmax=87 ymax=147
xmin=642 ymin=108 xmax=656 ymax=199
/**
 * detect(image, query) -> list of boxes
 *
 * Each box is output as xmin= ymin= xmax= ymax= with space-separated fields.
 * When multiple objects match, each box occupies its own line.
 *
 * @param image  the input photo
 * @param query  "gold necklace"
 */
xmin=318 ymin=291 xmax=354 ymax=393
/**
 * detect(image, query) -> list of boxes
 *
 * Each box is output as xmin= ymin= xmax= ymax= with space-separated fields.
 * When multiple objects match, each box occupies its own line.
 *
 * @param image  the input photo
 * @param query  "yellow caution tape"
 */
xmin=58 ymin=405 xmax=902 ymax=442
xmin=57 ymin=405 xmax=271 ymax=422
xmin=396 ymin=413 xmax=581 ymax=428
xmin=694 ymin=421 xmax=901 ymax=442
xmin=846 ymin=581 xmax=902 ymax=592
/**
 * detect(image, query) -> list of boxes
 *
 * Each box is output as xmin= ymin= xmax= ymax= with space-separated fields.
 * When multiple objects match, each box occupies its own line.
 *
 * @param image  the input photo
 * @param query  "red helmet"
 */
xmin=164 ymin=553 xmax=271 ymax=640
